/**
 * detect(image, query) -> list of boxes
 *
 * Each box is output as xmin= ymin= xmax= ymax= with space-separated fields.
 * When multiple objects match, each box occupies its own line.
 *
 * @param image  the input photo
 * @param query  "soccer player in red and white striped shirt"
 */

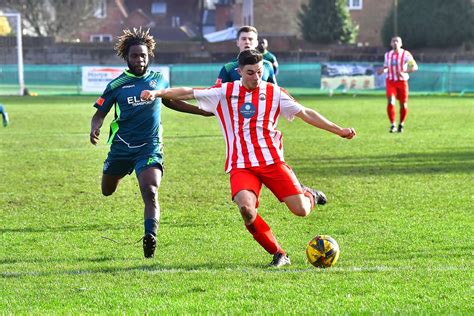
xmin=141 ymin=50 xmax=356 ymax=267
xmin=378 ymin=36 xmax=418 ymax=133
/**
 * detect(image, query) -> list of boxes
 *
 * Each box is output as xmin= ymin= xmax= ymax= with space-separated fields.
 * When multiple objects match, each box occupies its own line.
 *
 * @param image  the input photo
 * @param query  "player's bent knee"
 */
xmin=239 ymin=205 xmax=256 ymax=222
xmin=141 ymin=185 xmax=158 ymax=203
xmin=284 ymin=195 xmax=311 ymax=217
xmin=239 ymin=204 xmax=254 ymax=216
xmin=101 ymin=187 xmax=116 ymax=196
xmin=291 ymin=206 xmax=311 ymax=217
xmin=101 ymin=175 xmax=122 ymax=196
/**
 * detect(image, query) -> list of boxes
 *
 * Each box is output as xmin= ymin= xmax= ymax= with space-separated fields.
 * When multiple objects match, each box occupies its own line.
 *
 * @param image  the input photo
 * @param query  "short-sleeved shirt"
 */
xmin=94 ymin=69 xmax=169 ymax=148
xmin=262 ymin=50 xmax=279 ymax=75
xmin=216 ymin=58 xmax=277 ymax=85
xmin=194 ymin=80 xmax=302 ymax=173
xmin=384 ymin=49 xmax=415 ymax=81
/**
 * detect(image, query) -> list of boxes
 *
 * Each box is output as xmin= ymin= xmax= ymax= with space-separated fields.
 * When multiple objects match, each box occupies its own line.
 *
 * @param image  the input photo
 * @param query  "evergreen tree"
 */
xmin=298 ymin=0 xmax=358 ymax=44
xmin=382 ymin=0 xmax=474 ymax=48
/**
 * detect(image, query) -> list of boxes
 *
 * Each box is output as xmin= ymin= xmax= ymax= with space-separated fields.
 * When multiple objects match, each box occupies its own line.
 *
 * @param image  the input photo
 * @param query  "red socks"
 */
xmin=245 ymin=214 xmax=281 ymax=255
xmin=387 ymin=104 xmax=396 ymax=125
xmin=400 ymin=107 xmax=408 ymax=124
xmin=388 ymin=104 xmax=408 ymax=125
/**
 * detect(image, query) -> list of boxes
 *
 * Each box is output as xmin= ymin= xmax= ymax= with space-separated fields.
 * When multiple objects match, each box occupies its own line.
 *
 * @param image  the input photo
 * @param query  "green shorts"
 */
xmin=103 ymin=140 xmax=164 ymax=176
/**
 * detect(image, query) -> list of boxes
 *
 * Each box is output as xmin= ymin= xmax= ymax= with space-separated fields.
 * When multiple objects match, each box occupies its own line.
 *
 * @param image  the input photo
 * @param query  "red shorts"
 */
xmin=386 ymin=79 xmax=409 ymax=103
xmin=229 ymin=162 xmax=303 ymax=207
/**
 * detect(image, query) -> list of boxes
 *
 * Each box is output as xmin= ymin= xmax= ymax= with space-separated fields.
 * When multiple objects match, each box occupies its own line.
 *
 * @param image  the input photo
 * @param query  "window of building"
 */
xmin=94 ymin=0 xmax=107 ymax=18
xmin=151 ymin=1 xmax=167 ymax=15
xmin=347 ymin=0 xmax=363 ymax=10
xmin=90 ymin=34 xmax=112 ymax=42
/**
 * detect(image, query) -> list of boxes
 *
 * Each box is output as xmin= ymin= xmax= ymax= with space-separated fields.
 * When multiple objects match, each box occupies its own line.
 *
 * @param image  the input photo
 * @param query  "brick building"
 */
xmin=348 ymin=0 xmax=392 ymax=46
xmin=77 ymin=0 xmax=202 ymax=42
xmin=79 ymin=0 xmax=394 ymax=46
xmin=214 ymin=0 xmax=393 ymax=47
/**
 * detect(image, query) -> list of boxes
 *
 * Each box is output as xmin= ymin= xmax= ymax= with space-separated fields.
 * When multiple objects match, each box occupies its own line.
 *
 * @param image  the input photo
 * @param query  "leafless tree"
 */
xmin=2 ymin=0 xmax=102 ymax=41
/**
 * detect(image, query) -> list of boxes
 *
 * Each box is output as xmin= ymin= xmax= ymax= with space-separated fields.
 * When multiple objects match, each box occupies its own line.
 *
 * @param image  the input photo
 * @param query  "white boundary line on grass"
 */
xmin=2 ymin=265 xmax=469 ymax=278
xmin=145 ymin=265 xmax=471 ymax=274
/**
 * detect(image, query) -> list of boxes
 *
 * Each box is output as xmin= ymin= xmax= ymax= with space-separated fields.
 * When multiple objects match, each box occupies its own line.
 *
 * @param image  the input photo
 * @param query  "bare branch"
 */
xmin=1 ymin=0 xmax=101 ymax=40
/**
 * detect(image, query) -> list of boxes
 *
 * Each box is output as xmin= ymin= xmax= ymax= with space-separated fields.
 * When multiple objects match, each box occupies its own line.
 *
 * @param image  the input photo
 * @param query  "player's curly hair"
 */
xmin=114 ymin=27 xmax=156 ymax=60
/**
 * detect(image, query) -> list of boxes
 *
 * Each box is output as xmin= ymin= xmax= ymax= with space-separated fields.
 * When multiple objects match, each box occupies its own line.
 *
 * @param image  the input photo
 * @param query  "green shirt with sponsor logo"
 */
xmin=94 ymin=70 xmax=168 ymax=146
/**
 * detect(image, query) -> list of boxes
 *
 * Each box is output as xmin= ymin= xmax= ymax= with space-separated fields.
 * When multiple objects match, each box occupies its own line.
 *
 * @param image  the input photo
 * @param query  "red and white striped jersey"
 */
xmin=194 ymin=81 xmax=303 ymax=173
xmin=384 ymin=49 xmax=414 ymax=81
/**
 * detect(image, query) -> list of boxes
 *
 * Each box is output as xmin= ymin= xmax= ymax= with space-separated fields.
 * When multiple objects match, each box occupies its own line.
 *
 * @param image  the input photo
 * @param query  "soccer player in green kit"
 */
xmin=215 ymin=26 xmax=276 ymax=85
xmin=0 ymin=103 xmax=9 ymax=127
xmin=257 ymin=38 xmax=279 ymax=76
xmin=90 ymin=28 xmax=211 ymax=258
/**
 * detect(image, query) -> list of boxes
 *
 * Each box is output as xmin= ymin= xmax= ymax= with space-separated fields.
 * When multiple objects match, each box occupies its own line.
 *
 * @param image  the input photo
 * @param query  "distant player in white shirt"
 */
xmin=141 ymin=49 xmax=356 ymax=267
xmin=378 ymin=36 xmax=418 ymax=133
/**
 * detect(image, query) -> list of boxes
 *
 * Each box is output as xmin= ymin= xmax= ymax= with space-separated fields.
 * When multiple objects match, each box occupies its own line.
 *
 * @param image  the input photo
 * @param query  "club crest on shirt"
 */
xmin=239 ymin=102 xmax=256 ymax=118
xmin=149 ymin=80 xmax=158 ymax=88
xmin=259 ymin=93 xmax=266 ymax=101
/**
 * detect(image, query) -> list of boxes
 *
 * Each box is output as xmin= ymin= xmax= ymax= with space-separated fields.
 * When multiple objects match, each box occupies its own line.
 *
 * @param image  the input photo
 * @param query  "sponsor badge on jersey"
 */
xmin=149 ymin=79 xmax=158 ymax=88
xmin=239 ymin=102 xmax=256 ymax=118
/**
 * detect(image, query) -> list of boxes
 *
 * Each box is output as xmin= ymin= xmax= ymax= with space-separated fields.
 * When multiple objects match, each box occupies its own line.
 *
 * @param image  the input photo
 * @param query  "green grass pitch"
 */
xmin=0 ymin=95 xmax=473 ymax=313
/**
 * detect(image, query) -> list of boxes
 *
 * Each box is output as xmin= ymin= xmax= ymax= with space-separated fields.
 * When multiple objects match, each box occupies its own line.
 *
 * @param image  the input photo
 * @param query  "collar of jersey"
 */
xmin=124 ymin=69 xmax=150 ymax=78
xmin=239 ymin=81 xmax=259 ymax=93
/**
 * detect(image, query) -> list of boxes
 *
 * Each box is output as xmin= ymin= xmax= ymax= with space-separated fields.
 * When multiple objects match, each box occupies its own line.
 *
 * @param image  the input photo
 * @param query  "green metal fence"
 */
xmin=0 ymin=63 xmax=473 ymax=95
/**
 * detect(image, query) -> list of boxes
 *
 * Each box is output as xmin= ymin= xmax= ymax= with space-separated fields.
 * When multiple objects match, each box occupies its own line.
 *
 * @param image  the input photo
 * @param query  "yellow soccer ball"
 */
xmin=306 ymin=235 xmax=340 ymax=268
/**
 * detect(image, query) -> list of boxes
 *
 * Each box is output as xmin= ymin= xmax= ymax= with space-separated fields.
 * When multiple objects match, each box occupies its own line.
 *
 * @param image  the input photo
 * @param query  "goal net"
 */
xmin=0 ymin=12 xmax=24 ymax=95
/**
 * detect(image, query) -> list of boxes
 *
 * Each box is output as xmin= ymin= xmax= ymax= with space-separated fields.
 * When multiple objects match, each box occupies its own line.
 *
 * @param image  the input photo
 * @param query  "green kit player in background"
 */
xmin=89 ymin=28 xmax=211 ymax=258
xmin=0 ymin=103 xmax=9 ymax=127
xmin=215 ymin=26 xmax=276 ymax=85
xmin=257 ymin=38 xmax=279 ymax=76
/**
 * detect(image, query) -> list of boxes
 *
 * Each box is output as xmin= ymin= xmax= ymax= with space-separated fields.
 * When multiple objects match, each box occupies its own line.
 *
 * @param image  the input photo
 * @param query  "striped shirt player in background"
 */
xmin=257 ymin=38 xmax=279 ymax=76
xmin=141 ymin=49 xmax=356 ymax=267
xmin=216 ymin=26 xmax=277 ymax=86
xmin=90 ymin=28 xmax=211 ymax=259
xmin=378 ymin=36 xmax=418 ymax=133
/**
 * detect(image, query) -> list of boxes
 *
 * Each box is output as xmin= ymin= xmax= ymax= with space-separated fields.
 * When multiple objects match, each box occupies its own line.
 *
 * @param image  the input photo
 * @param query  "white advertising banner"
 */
xmin=81 ymin=66 xmax=170 ymax=93
xmin=320 ymin=63 xmax=384 ymax=92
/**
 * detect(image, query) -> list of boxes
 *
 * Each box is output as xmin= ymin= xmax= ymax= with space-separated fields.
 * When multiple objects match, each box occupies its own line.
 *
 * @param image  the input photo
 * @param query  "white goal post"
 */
xmin=0 ymin=13 xmax=24 ymax=96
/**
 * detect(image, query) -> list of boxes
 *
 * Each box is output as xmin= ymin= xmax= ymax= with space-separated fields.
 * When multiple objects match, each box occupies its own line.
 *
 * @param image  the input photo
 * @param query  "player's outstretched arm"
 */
xmin=90 ymin=109 xmax=107 ymax=145
xmin=162 ymin=99 xmax=213 ymax=117
xmin=295 ymin=107 xmax=356 ymax=139
xmin=141 ymin=87 xmax=194 ymax=101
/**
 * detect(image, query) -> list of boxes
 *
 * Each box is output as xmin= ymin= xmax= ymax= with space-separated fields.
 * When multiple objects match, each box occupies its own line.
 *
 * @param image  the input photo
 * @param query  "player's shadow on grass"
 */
xmin=293 ymin=150 xmax=474 ymax=176
xmin=0 ymin=223 xmax=134 ymax=234
xmin=1 ymin=260 xmax=273 ymax=279
xmin=0 ymin=256 xmax=117 ymax=265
